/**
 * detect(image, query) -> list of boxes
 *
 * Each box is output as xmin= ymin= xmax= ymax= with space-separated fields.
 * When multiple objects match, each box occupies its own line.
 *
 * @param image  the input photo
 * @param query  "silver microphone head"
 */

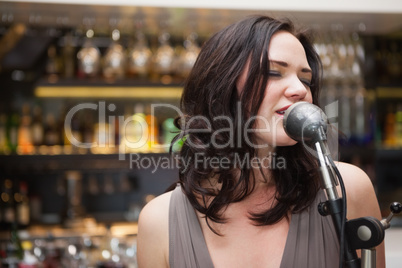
xmin=283 ymin=102 xmax=328 ymax=143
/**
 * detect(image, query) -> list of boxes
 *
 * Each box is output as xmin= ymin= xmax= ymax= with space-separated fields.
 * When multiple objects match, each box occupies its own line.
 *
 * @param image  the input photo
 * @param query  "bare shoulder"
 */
xmin=333 ymin=161 xmax=380 ymax=219
xmin=138 ymin=190 xmax=172 ymax=224
xmin=334 ymin=161 xmax=372 ymax=188
xmin=137 ymin=191 xmax=172 ymax=268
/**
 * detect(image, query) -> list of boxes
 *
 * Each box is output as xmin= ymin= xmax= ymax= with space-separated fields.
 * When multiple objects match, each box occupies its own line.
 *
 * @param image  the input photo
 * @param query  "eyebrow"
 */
xmin=270 ymin=60 xmax=312 ymax=74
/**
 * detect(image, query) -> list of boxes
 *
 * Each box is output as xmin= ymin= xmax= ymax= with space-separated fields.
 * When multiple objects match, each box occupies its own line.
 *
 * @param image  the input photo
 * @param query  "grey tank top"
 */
xmin=169 ymin=185 xmax=340 ymax=268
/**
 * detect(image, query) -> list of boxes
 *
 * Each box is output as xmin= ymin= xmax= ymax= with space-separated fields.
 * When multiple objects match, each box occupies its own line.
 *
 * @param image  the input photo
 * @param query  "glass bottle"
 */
xmin=1 ymin=179 xmax=16 ymax=230
xmin=61 ymin=30 xmax=76 ymax=78
xmin=145 ymin=104 xmax=159 ymax=151
xmin=152 ymin=30 xmax=175 ymax=84
xmin=6 ymin=111 xmax=19 ymax=154
xmin=103 ymin=28 xmax=126 ymax=80
xmin=15 ymin=181 xmax=30 ymax=228
xmin=31 ymin=105 xmax=44 ymax=148
xmin=177 ymin=32 xmax=200 ymax=78
xmin=120 ymin=104 xmax=148 ymax=153
xmin=43 ymin=114 xmax=60 ymax=147
xmin=18 ymin=104 xmax=34 ymax=154
xmin=45 ymin=44 xmax=61 ymax=83
xmin=77 ymin=27 xmax=101 ymax=78
xmin=0 ymin=113 xmax=9 ymax=154
xmin=384 ymin=104 xmax=397 ymax=147
xmin=127 ymin=30 xmax=152 ymax=79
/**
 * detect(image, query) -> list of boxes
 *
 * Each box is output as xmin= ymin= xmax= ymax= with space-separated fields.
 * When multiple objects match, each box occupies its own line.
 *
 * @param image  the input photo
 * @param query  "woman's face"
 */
xmin=237 ymin=31 xmax=313 ymax=150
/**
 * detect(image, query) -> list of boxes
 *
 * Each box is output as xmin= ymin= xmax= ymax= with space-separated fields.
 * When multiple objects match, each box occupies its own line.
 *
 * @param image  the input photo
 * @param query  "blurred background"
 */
xmin=0 ymin=0 xmax=402 ymax=267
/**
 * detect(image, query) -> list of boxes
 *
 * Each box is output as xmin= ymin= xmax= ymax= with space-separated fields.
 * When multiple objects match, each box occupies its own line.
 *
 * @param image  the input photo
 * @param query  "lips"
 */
xmin=276 ymin=104 xmax=292 ymax=116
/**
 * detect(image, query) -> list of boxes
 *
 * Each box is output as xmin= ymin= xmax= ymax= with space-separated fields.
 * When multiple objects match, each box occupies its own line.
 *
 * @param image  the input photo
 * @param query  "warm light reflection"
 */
xmin=35 ymin=86 xmax=183 ymax=99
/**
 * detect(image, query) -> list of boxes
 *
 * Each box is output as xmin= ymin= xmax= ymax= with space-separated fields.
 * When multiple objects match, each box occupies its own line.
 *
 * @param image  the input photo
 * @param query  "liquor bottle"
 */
xmin=45 ymin=44 xmax=61 ymax=82
xmin=177 ymin=32 xmax=200 ymax=78
xmin=1 ymin=178 xmax=16 ymax=230
xmin=31 ymin=105 xmax=44 ymax=147
xmin=103 ymin=28 xmax=126 ymax=80
xmin=69 ymin=111 xmax=83 ymax=151
xmin=384 ymin=104 xmax=397 ymax=147
xmin=18 ymin=104 xmax=34 ymax=154
xmin=43 ymin=114 xmax=60 ymax=147
xmin=6 ymin=112 xmax=19 ymax=154
xmin=145 ymin=104 xmax=159 ymax=151
xmin=152 ymin=30 xmax=175 ymax=84
xmin=15 ymin=181 xmax=30 ymax=228
xmin=120 ymin=104 xmax=148 ymax=153
xmin=127 ymin=29 xmax=152 ymax=79
xmin=61 ymin=30 xmax=76 ymax=78
xmin=0 ymin=113 xmax=9 ymax=154
xmin=80 ymin=112 xmax=94 ymax=146
xmin=0 ymin=178 xmax=5 ymax=227
xmin=77 ymin=28 xmax=101 ymax=78
xmin=93 ymin=120 xmax=114 ymax=154
xmin=395 ymin=103 xmax=402 ymax=146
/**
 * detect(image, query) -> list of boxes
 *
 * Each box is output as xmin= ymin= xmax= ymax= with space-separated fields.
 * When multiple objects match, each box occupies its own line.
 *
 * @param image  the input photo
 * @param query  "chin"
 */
xmin=271 ymin=130 xmax=298 ymax=147
xmin=273 ymin=138 xmax=298 ymax=147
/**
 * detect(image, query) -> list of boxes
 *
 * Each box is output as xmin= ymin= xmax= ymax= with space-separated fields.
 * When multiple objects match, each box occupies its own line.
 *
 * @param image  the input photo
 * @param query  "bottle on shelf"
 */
xmin=384 ymin=104 xmax=397 ymax=147
xmin=31 ymin=105 xmax=44 ymax=148
xmin=395 ymin=103 xmax=402 ymax=146
xmin=151 ymin=26 xmax=175 ymax=84
xmin=177 ymin=32 xmax=200 ymax=78
xmin=102 ymin=26 xmax=126 ymax=81
xmin=61 ymin=30 xmax=76 ymax=79
xmin=1 ymin=178 xmax=16 ymax=230
xmin=77 ymin=26 xmax=101 ymax=78
xmin=127 ymin=17 xmax=152 ymax=79
xmin=6 ymin=111 xmax=19 ymax=154
xmin=80 ymin=112 xmax=95 ymax=148
xmin=45 ymin=44 xmax=61 ymax=83
xmin=120 ymin=104 xmax=148 ymax=153
xmin=0 ymin=113 xmax=9 ymax=154
xmin=15 ymin=181 xmax=30 ymax=229
xmin=43 ymin=114 xmax=60 ymax=147
xmin=17 ymin=104 xmax=34 ymax=155
xmin=145 ymin=104 xmax=159 ymax=151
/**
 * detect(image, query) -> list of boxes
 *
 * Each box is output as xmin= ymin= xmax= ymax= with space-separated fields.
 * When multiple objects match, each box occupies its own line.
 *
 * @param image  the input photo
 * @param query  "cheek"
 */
xmin=306 ymin=91 xmax=313 ymax=103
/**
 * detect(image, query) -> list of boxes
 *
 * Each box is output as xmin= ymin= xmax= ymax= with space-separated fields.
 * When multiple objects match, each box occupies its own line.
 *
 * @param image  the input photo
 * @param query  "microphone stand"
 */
xmin=312 ymin=127 xmax=361 ymax=268
xmin=313 ymin=127 xmax=402 ymax=268
xmin=283 ymin=101 xmax=401 ymax=268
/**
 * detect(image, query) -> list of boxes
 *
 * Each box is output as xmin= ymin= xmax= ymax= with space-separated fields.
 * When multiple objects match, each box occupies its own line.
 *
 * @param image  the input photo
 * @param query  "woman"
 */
xmin=137 ymin=15 xmax=385 ymax=268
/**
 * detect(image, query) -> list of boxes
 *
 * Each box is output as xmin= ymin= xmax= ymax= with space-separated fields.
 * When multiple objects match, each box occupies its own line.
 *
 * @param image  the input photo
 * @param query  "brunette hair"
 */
xmin=173 ymin=15 xmax=323 ymax=229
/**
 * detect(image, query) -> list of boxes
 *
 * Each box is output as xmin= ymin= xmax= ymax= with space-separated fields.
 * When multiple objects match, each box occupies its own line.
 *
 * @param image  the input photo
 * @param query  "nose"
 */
xmin=284 ymin=76 xmax=308 ymax=101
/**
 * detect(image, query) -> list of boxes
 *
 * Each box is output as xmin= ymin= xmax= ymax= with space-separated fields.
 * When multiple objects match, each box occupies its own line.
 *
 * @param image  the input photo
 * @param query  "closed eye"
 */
xmin=300 ymin=78 xmax=312 ymax=88
xmin=268 ymin=71 xmax=281 ymax=77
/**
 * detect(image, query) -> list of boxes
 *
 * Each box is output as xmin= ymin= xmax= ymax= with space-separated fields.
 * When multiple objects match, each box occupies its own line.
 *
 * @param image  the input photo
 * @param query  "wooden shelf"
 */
xmin=34 ymin=78 xmax=184 ymax=99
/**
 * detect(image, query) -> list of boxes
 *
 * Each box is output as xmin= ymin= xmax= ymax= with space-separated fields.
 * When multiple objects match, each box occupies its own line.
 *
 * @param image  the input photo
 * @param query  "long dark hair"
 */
xmin=174 ymin=15 xmax=323 ymax=230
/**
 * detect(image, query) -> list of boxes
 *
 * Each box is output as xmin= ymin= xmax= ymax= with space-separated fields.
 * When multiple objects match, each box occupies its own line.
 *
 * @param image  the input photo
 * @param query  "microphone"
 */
xmin=283 ymin=101 xmax=328 ymax=144
xmin=283 ymin=101 xmax=339 ymax=200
